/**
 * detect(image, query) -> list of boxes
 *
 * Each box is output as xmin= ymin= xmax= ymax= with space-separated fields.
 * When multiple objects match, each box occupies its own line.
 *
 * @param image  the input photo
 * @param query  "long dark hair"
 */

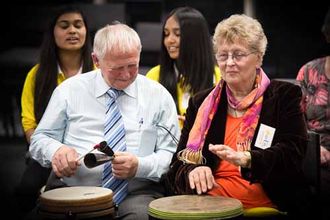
xmin=34 ymin=5 xmax=93 ymax=123
xmin=159 ymin=6 xmax=215 ymax=109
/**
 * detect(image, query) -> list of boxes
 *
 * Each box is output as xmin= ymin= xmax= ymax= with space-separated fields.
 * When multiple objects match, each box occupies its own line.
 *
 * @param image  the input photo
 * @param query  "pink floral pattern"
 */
xmin=296 ymin=57 xmax=330 ymax=147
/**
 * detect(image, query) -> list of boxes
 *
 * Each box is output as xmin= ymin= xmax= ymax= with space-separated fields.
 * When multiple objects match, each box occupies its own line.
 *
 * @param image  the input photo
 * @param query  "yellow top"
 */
xmin=21 ymin=64 xmax=72 ymax=132
xmin=146 ymin=65 xmax=221 ymax=115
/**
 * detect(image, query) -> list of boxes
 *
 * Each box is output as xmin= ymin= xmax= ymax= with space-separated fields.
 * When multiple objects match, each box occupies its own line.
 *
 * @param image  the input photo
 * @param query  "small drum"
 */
xmin=148 ymin=195 xmax=243 ymax=220
xmin=38 ymin=186 xmax=115 ymax=219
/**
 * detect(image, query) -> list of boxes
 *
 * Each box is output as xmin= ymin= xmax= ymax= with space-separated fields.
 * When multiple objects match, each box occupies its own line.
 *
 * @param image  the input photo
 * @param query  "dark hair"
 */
xmin=34 ymin=5 xmax=93 ymax=123
xmin=159 ymin=6 xmax=215 ymax=109
xmin=322 ymin=7 xmax=330 ymax=42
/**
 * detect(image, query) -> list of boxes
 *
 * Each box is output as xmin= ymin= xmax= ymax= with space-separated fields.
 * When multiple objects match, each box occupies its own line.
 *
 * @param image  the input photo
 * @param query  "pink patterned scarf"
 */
xmin=177 ymin=68 xmax=270 ymax=164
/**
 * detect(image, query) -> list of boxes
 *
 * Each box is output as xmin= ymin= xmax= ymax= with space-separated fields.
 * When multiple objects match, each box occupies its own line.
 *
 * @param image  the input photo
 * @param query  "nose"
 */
xmin=226 ymin=54 xmax=235 ymax=65
xmin=68 ymin=25 xmax=77 ymax=34
xmin=167 ymin=33 xmax=177 ymax=43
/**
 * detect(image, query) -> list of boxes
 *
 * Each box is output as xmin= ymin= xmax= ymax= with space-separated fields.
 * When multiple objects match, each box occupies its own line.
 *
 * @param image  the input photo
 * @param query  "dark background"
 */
xmin=0 ymin=0 xmax=328 ymax=218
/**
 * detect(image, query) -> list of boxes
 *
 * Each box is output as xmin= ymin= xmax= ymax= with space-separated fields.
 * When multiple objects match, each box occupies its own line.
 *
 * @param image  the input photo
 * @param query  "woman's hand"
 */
xmin=320 ymin=145 xmax=330 ymax=165
xmin=188 ymin=166 xmax=218 ymax=194
xmin=209 ymin=144 xmax=251 ymax=168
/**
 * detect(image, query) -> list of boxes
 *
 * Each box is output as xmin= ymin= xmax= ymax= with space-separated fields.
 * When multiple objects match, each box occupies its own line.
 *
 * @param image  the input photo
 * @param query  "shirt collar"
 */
xmin=94 ymin=69 xmax=138 ymax=99
xmin=57 ymin=64 xmax=83 ymax=78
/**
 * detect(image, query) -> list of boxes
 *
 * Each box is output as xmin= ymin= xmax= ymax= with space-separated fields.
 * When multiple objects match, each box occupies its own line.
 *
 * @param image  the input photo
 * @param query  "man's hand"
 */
xmin=52 ymin=145 xmax=79 ymax=177
xmin=111 ymin=151 xmax=138 ymax=179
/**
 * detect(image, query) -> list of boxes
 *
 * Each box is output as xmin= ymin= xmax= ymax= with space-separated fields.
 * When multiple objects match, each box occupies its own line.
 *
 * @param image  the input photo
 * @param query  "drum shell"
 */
xmin=38 ymin=186 xmax=115 ymax=219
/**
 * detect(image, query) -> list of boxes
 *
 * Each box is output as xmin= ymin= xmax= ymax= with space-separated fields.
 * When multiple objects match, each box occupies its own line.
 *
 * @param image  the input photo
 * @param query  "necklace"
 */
xmin=228 ymin=106 xmax=246 ymax=118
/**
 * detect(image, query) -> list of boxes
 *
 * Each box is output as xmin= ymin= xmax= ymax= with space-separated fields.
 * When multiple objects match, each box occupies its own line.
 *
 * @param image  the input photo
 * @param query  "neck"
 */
xmin=58 ymin=50 xmax=82 ymax=78
xmin=228 ymin=81 xmax=254 ymax=102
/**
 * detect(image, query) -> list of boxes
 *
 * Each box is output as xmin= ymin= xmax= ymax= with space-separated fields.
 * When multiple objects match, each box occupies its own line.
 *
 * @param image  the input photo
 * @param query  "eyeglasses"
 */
xmin=108 ymin=63 xmax=139 ymax=74
xmin=215 ymin=51 xmax=255 ymax=63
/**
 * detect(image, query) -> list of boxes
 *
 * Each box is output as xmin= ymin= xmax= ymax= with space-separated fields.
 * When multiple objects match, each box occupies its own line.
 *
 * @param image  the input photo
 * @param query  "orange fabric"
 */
xmin=208 ymin=114 xmax=276 ymax=209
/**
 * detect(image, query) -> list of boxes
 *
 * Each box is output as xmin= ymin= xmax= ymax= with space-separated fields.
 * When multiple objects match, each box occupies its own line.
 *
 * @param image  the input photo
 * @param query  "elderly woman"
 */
xmin=162 ymin=14 xmax=312 ymax=218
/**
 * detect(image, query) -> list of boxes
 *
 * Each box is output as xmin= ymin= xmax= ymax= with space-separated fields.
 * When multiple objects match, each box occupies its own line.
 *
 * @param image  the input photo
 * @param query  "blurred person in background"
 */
xmin=16 ymin=4 xmax=93 ymax=216
xmin=296 ymin=7 xmax=330 ymax=220
xmin=146 ymin=6 xmax=220 ymax=126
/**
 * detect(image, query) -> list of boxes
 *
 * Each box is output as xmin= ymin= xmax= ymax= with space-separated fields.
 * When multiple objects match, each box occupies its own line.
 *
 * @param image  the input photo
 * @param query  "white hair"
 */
xmin=93 ymin=23 xmax=142 ymax=60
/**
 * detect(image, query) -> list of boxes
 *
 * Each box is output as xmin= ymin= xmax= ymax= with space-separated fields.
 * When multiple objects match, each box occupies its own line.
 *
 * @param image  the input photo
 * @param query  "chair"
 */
xmin=135 ymin=22 xmax=163 ymax=67
xmin=242 ymin=131 xmax=320 ymax=219
xmin=244 ymin=207 xmax=287 ymax=218
xmin=303 ymin=130 xmax=320 ymax=197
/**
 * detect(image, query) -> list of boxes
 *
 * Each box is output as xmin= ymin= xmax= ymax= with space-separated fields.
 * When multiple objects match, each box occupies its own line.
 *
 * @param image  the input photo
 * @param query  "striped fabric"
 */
xmin=102 ymin=88 xmax=128 ymax=205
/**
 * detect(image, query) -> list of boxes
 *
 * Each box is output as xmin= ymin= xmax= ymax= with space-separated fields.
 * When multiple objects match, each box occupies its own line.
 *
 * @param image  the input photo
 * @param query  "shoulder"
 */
xmin=57 ymin=69 xmax=98 ymax=91
xmin=24 ymin=64 xmax=39 ymax=81
xmin=145 ymin=65 xmax=160 ymax=81
xmin=297 ymin=57 xmax=325 ymax=80
xmin=266 ymin=80 xmax=302 ymax=100
xmin=137 ymin=73 xmax=164 ymax=90
xmin=191 ymin=87 xmax=215 ymax=107
xmin=136 ymin=74 xmax=172 ymax=97
xmin=302 ymin=57 xmax=325 ymax=69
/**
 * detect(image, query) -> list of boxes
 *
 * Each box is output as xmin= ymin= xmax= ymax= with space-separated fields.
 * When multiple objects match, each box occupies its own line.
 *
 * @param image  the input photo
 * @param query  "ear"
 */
xmin=91 ymin=52 xmax=100 ymax=68
xmin=255 ymin=53 xmax=263 ymax=68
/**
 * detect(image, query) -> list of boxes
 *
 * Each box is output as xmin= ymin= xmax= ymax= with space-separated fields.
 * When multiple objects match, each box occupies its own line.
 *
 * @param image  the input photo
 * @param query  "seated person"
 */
xmin=29 ymin=23 xmax=180 ymax=220
xmin=162 ymin=14 xmax=313 ymax=219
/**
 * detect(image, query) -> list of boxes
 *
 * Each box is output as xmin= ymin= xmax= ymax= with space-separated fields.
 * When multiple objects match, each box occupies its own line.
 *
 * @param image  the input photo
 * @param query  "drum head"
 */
xmin=149 ymin=195 xmax=243 ymax=219
xmin=39 ymin=186 xmax=114 ymax=219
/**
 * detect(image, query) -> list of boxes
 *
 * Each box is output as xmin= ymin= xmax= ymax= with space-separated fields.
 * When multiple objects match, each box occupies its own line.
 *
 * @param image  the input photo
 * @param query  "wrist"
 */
xmin=242 ymin=151 xmax=251 ymax=168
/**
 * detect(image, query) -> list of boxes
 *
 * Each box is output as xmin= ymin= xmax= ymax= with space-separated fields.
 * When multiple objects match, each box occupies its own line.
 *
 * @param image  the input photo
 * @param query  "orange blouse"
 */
xmin=208 ymin=114 xmax=276 ymax=209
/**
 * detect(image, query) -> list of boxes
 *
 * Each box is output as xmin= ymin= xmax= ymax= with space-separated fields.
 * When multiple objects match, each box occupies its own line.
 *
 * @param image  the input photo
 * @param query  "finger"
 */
xmin=67 ymin=152 xmax=78 ymax=170
xmin=193 ymin=173 xmax=202 ymax=194
xmin=206 ymin=171 xmax=215 ymax=190
xmin=198 ymin=171 xmax=208 ymax=193
xmin=188 ymin=172 xmax=196 ymax=190
xmin=52 ymin=164 xmax=62 ymax=178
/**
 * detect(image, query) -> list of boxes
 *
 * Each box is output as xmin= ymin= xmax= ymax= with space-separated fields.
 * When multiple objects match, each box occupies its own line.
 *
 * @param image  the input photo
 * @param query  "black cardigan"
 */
xmin=162 ymin=80 xmax=313 ymax=217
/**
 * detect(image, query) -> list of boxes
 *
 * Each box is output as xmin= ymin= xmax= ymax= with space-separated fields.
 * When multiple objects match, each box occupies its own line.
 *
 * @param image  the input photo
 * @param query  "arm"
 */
xmin=29 ymin=86 xmax=69 ymax=167
xmin=243 ymin=83 xmax=308 ymax=183
xmin=21 ymin=65 xmax=39 ymax=143
xmin=162 ymin=90 xmax=209 ymax=195
xmin=134 ymin=87 xmax=180 ymax=181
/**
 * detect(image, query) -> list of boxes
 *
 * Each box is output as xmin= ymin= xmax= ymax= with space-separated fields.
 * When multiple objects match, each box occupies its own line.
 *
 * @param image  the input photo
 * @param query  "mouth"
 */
xmin=66 ymin=37 xmax=79 ymax=43
xmin=167 ymin=46 xmax=178 ymax=53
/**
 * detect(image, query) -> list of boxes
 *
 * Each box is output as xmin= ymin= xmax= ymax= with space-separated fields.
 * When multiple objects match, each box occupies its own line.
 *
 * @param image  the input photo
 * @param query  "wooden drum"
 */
xmin=148 ymin=195 xmax=243 ymax=220
xmin=39 ymin=186 xmax=115 ymax=219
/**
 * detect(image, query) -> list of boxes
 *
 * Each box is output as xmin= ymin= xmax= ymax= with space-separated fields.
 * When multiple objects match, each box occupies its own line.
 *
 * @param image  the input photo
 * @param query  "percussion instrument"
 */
xmin=38 ymin=186 xmax=114 ymax=219
xmin=148 ymin=195 xmax=243 ymax=219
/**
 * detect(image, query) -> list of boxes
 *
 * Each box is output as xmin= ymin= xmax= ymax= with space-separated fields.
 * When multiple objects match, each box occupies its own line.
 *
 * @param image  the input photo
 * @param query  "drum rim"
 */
xmin=40 ymin=186 xmax=113 ymax=206
xmin=148 ymin=195 xmax=243 ymax=219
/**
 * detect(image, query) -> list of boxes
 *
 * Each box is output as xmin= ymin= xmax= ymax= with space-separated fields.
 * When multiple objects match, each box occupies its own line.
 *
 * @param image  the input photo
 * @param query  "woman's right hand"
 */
xmin=188 ymin=166 xmax=217 ymax=194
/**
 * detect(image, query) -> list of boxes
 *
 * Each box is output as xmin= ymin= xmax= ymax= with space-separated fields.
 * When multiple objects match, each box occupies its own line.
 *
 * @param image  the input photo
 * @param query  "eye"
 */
xmin=216 ymin=53 xmax=228 ymax=61
xmin=73 ymin=21 xmax=85 ymax=29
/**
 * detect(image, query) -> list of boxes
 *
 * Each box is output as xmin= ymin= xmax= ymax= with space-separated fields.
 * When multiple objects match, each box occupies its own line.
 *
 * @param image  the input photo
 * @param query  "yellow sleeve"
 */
xmin=21 ymin=65 xmax=39 ymax=132
xmin=145 ymin=65 xmax=161 ymax=82
xmin=214 ymin=65 xmax=221 ymax=84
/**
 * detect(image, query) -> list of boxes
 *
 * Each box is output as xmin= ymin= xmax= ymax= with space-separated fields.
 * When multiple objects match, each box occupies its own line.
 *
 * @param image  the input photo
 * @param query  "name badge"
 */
xmin=255 ymin=124 xmax=276 ymax=149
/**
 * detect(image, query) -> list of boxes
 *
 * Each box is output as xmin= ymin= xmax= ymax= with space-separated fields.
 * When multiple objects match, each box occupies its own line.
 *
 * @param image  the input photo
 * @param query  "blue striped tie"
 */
xmin=102 ymin=88 xmax=128 ymax=205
